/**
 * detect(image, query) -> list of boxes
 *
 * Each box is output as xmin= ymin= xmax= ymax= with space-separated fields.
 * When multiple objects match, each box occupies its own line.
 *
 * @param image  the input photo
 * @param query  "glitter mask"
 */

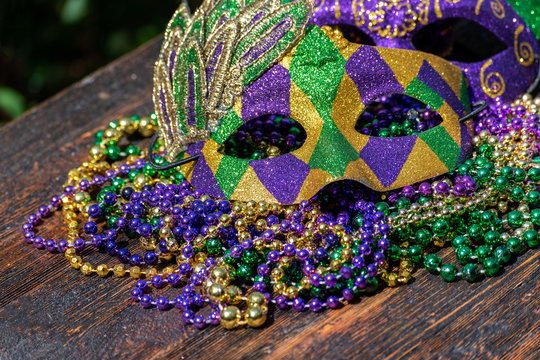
xmin=310 ymin=0 xmax=540 ymax=102
xmin=169 ymin=23 xmax=473 ymax=204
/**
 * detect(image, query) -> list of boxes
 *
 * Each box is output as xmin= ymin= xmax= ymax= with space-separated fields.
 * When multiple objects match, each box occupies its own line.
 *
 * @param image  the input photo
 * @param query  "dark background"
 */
xmin=0 ymin=0 xmax=202 ymax=125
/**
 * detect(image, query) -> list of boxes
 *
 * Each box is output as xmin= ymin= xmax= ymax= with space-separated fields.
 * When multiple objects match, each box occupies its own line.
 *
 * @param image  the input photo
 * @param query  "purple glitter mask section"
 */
xmin=457 ymin=122 xmax=473 ymax=164
xmin=168 ymin=50 xmax=176 ymax=84
xmin=251 ymin=153 xmax=310 ymax=204
xmin=345 ymin=46 xmax=404 ymax=104
xmin=186 ymin=141 xmax=205 ymax=156
xmin=359 ymin=135 xmax=417 ymax=187
xmin=424 ymin=1 xmax=512 ymax=44
xmin=190 ymin=155 xmax=225 ymax=198
xmin=464 ymin=50 xmax=538 ymax=102
xmin=417 ymin=60 xmax=465 ymax=115
xmin=241 ymin=64 xmax=291 ymax=121
xmin=206 ymin=42 xmax=223 ymax=86
xmin=310 ymin=0 xmax=540 ymax=101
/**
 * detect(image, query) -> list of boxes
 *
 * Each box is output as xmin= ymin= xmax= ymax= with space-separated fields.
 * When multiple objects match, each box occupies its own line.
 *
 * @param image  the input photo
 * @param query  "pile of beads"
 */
xmin=219 ymin=114 xmax=307 ymax=159
xmin=22 ymin=114 xmax=391 ymax=329
xmin=22 ymin=94 xmax=540 ymax=330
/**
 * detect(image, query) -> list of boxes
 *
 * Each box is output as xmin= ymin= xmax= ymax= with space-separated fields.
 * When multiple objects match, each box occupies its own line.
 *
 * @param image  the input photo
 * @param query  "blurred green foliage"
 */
xmin=0 ymin=0 xmax=202 ymax=125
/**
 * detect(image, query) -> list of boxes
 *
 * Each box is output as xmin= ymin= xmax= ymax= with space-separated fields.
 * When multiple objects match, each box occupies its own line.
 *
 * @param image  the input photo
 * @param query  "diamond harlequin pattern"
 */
xmin=185 ymin=25 xmax=473 ymax=203
xmin=288 ymin=24 xmax=358 ymax=177
xmin=308 ymin=121 xmax=360 ymax=177
xmin=189 ymin=154 xmax=225 ymax=198
xmin=241 ymin=64 xmax=291 ymax=122
xmin=345 ymin=45 xmax=405 ymax=105
xmin=251 ymin=154 xmax=311 ymax=204
xmin=416 ymin=60 xmax=465 ymax=115
xmin=289 ymin=24 xmax=346 ymax=121
xmin=359 ymin=135 xmax=418 ymax=188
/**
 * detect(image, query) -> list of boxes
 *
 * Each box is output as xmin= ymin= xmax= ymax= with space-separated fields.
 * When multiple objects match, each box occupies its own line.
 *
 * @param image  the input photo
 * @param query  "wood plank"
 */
xmin=0 ymin=37 xmax=538 ymax=360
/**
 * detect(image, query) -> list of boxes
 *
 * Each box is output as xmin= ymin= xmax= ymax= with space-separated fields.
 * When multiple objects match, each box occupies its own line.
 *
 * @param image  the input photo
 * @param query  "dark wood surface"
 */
xmin=0 ymin=37 xmax=539 ymax=360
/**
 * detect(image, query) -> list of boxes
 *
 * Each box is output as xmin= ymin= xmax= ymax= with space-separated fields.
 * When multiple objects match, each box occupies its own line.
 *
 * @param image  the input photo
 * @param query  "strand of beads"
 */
xmin=378 ymin=95 xmax=540 ymax=284
xmin=22 ymin=115 xmax=173 ymax=280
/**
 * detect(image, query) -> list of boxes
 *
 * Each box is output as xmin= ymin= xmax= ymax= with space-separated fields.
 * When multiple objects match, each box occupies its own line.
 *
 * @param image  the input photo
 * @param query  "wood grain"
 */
xmin=0 ymin=37 xmax=539 ymax=360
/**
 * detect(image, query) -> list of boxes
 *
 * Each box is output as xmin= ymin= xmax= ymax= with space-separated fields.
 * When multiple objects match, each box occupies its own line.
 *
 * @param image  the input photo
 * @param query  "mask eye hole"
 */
xmin=335 ymin=24 xmax=376 ymax=45
xmin=412 ymin=18 xmax=507 ymax=63
xmin=355 ymin=94 xmax=443 ymax=137
xmin=219 ymin=115 xmax=307 ymax=159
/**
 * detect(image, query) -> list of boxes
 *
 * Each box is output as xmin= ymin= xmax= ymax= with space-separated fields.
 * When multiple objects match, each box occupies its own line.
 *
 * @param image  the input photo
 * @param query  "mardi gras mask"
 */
xmin=309 ymin=0 xmax=540 ymax=102
xmin=152 ymin=0 xmax=473 ymax=204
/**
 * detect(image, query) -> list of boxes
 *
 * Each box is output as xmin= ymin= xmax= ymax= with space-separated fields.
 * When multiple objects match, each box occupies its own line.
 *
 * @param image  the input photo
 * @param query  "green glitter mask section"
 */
xmin=290 ymin=26 xmax=356 ymax=177
xmin=204 ymin=0 xmax=242 ymax=38
xmin=211 ymin=109 xmax=244 ymax=145
xmin=404 ymin=77 xmax=444 ymax=111
xmin=174 ymin=40 xmax=206 ymax=133
xmin=290 ymin=25 xmax=346 ymax=120
xmin=419 ymin=126 xmax=461 ymax=170
xmin=308 ymin=121 xmax=360 ymax=177
xmin=506 ymin=0 xmax=540 ymax=38
xmin=214 ymin=156 xmax=251 ymax=198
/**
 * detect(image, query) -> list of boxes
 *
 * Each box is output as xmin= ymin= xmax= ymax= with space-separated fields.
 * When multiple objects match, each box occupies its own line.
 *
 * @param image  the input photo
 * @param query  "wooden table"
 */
xmin=0 ymin=37 xmax=539 ymax=360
